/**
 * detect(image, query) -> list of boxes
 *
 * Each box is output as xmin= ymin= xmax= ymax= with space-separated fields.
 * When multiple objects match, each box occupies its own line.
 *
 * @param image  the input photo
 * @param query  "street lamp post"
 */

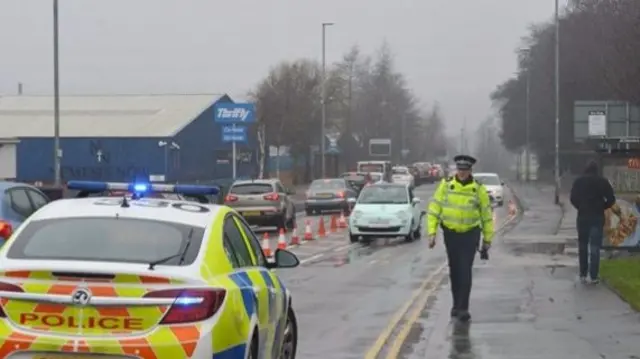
xmin=554 ymin=0 xmax=561 ymax=204
xmin=158 ymin=141 xmax=180 ymax=181
xmin=53 ymin=0 xmax=61 ymax=186
xmin=320 ymin=22 xmax=333 ymax=178
xmin=525 ymin=64 xmax=531 ymax=182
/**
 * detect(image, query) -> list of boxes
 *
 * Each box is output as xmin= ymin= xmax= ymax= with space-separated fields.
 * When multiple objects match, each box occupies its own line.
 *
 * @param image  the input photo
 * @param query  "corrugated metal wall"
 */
xmin=174 ymin=99 xmax=257 ymax=181
xmin=15 ymin=97 xmax=258 ymax=183
xmin=17 ymin=137 xmax=165 ymax=182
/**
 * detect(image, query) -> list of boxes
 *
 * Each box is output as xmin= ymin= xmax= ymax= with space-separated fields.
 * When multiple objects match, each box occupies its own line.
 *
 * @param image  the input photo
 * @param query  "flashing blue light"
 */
xmin=67 ymin=181 xmax=219 ymax=196
xmin=132 ymin=183 xmax=149 ymax=193
xmin=174 ymin=296 xmax=204 ymax=306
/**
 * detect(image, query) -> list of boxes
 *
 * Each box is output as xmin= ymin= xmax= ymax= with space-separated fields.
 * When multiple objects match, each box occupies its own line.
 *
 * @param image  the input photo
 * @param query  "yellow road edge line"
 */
xmin=384 ymin=270 xmax=447 ymax=359
xmin=364 ymin=209 xmax=520 ymax=359
xmin=363 ymin=261 xmax=447 ymax=359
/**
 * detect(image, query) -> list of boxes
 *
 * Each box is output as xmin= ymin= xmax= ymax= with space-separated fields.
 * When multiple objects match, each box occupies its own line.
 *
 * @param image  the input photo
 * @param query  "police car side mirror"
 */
xmin=268 ymin=249 xmax=300 ymax=269
xmin=501 ymin=181 xmax=505 ymax=186
xmin=412 ymin=197 xmax=421 ymax=205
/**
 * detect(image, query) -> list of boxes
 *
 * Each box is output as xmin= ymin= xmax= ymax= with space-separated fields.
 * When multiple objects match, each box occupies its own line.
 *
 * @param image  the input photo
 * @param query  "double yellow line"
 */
xmin=365 ymin=209 xmax=520 ymax=359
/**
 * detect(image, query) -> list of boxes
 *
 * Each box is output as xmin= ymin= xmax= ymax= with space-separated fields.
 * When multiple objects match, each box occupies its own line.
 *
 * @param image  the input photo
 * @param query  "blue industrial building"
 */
xmin=0 ymin=94 xmax=257 ymax=183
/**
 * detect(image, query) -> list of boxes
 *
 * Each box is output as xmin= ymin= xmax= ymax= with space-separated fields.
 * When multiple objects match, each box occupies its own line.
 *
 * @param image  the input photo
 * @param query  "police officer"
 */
xmin=426 ymin=154 xmax=494 ymax=322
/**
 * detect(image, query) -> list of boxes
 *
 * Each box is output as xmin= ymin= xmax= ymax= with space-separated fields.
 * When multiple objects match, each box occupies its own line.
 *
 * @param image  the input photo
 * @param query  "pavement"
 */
xmin=400 ymin=183 xmax=640 ymax=359
xmin=273 ymin=183 xmax=517 ymax=358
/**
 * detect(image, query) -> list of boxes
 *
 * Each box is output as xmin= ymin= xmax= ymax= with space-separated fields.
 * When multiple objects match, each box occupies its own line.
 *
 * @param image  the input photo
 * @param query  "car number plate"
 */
xmin=370 ymin=218 xmax=389 ymax=225
xmin=316 ymin=193 xmax=332 ymax=198
xmin=243 ymin=211 xmax=261 ymax=216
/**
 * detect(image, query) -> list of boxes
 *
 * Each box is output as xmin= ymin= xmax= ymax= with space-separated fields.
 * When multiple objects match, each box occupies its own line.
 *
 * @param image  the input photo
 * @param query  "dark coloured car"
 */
xmin=305 ymin=178 xmax=357 ymax=215
xmin=339 ymin=172 xmax=371 ymax=195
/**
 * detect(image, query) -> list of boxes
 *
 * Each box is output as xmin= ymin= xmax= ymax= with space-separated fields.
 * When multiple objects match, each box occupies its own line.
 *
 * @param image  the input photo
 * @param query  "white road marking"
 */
xmin=300 ymin=253 xmax=324 ymax=265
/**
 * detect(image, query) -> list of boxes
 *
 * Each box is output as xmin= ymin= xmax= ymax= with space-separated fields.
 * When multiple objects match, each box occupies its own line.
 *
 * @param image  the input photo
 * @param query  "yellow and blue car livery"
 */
xmin=0 ymin=181 xmax=299 ymax=359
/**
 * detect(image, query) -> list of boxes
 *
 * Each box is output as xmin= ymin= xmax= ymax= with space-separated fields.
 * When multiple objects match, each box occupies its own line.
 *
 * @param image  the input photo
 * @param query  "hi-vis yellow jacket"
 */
xmin=426 ymin=176 xmax=495 ymax=243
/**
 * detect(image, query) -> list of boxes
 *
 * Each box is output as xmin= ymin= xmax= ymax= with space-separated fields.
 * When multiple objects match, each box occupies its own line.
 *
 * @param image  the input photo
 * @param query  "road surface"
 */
xmin=273 ymin=183 xmax=516 ymax=359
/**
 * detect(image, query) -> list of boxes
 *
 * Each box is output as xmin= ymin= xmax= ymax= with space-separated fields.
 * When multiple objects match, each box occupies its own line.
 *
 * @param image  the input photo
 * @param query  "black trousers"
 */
xmin=443 ymin=226 xmax=481 ymax=312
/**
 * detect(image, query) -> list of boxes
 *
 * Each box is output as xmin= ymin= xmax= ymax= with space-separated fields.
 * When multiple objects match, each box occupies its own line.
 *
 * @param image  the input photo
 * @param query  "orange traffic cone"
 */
xmin=330 ymin=215 xmax=338 ymax=233
xmin=338 ymin=211 xmax=347 ymax=229
xmin=304 ymin=220 xmax=313 ymax=241
xmin=261 ymin=232 xmax=272 ymax=257
xmin=277 ymin=228 xmax=287 ymax=250
xmin=290 ymin=223 xmax=300 ymax=245
xmin=318 ymin=217 xmax=326 ymax=238
xmin=508 ymin=200 xmax=516 ymax=216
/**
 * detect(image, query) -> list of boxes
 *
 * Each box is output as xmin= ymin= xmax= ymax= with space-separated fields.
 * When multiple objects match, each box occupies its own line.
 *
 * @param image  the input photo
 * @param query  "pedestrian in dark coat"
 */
xmin=569 ymin=161 xmax=619 ymax=284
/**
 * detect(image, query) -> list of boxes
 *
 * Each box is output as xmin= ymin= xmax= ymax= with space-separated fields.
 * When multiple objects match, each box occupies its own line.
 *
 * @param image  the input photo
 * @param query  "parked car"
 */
xmin=474 ymin=172 xmax=505 ymax=206
xmin=0 ymin=181 xmax=52 ymax=242
xmin=224 ymin=179 xmax=297 ymax=229
xmin=305 ymin=178 xmax=357 ymax=215
xmin=391 ymin=166 xmax=415 ymax=188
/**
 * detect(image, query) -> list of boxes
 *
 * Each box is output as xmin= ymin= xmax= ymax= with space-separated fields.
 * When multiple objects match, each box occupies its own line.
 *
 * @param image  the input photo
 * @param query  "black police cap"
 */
xmin=454 ymin=154 xmax=477 ymax=170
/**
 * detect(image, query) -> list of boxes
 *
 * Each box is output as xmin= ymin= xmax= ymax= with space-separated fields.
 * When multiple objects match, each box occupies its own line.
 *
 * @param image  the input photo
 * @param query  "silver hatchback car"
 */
xmin=224 ymin=179 xmax=296 ymax=229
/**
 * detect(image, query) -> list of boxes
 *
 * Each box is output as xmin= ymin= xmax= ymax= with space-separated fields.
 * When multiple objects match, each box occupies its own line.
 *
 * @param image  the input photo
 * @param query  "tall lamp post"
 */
xmin=320 ymin=22 xmax=334 ymax=178
xmin=554 ymin=0 xmax=561 ymax=204
xmin=53 ymin=0 xmax=61 ymax=186
xmin=158 ymin=141 xmax=180 ymax=181
xmin=519 ymin=48 xmax=532 ymax=182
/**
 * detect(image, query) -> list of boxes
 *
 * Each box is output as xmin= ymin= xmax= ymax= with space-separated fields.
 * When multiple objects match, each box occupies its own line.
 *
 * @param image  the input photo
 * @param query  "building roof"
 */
xmin=0 ymin=94 xmax=227 ymax=138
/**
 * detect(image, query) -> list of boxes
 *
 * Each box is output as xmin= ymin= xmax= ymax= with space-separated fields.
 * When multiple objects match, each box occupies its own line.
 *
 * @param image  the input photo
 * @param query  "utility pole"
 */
xmin=53 ymin=0 xmax=62 ymax=186
xmin=525 ymin=68 xmax=531 ymax=182
xmin=320 ymin=22 xmax=334 ymax=178
xmin=554 ymin=0 xmax=560 ymax=204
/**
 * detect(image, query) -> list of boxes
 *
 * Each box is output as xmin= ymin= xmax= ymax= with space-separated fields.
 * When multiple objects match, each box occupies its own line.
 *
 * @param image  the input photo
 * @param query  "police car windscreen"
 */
xmin=6 ymin=218 xmax=205 ymax=265
xmin=475 ymin=175 xmax=501 ymax=186
xmin=358 ymin=185 xmax=408 ymax=204
xmin=229 ymin=183 xmax=273 ymax=194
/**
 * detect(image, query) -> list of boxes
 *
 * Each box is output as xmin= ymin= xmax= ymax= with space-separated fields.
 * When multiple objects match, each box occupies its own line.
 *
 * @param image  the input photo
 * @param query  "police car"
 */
xmin=0 ymin=181 xmax=299 ymax=359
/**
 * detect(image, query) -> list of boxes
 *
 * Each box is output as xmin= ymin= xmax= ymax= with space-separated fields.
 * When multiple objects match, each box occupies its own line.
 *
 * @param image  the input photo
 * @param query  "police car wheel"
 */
xmin=349 ymin=233 xmax=359 ymax=243
xmin=281 ymin=308 xmax=298 ymax=359
xmin=498 ymin=201 xmax=504 ymax=206
xmin=249 ymin=330 xmax=259 ymax=359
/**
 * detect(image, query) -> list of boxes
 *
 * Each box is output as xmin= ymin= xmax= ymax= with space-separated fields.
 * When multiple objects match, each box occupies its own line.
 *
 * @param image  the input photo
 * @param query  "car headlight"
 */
xmin=396 ymin=211 xmax=410 ymax=219
xmin=353 ymin=210 xmax=363 ymax=218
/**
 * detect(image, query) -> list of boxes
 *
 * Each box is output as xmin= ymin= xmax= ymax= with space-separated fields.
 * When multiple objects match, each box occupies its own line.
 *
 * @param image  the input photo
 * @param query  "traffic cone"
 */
xmin=290 ymin=223 xmax=300 ymax=245
xmin=304 ymin=220 xmax=313 ymax=241
xmin=508 ymin=200 xmax=516 ymax=216
xmin=261 ymin=232 xmax=272 ymax=257
xmin=318 ymin=217 xmax=326 ymax=238
xmin=330 ymin=215 xmax=338 ymax=233
xmin=338 ymin=211 xmax=348 ymax=229
xmin=277 ymin=228 xmax=287 ymax=250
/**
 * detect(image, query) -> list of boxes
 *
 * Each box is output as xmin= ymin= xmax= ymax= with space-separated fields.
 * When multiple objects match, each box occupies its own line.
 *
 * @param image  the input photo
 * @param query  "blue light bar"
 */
xmin=67 ymin=181 xmax=219 ymax=196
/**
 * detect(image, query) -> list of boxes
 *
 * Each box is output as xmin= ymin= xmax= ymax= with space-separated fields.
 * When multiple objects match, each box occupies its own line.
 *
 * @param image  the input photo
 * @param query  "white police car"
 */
xmin=0 ymin=181 xmax=300 ymax=359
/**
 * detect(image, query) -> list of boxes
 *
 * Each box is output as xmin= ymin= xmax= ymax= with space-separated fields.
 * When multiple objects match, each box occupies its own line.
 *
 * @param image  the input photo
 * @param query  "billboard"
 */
xmin=604 ymin=200 xmax=640 ymax=249
xmin=369 ymin=138 xmax=391 ymax=156
xmin=573 ymin=101 xmax=640 ymax=141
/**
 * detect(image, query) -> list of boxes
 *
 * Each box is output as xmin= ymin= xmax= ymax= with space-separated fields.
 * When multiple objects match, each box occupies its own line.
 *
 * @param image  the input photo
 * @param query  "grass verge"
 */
xmin=600 ymin=257 xmax=640 ymax=311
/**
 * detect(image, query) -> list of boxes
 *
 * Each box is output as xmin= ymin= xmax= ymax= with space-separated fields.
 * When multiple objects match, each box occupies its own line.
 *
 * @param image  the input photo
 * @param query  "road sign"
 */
xmin=369 ymin=138 xmax=391 ymax=156
xmin=222 ymin=125 xmax=247 ymax=143
xmin=588 ymin=110 xmax=607 ymax=137
xmin=214 ymin=103 xmax=255 ymax=123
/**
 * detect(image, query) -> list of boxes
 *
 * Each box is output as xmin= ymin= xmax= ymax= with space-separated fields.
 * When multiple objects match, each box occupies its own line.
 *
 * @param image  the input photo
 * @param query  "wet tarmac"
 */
xmin=402 ymin=183 xmax=640 ymax=359
xmin=276 ymin=184 xmax=514 ymax=358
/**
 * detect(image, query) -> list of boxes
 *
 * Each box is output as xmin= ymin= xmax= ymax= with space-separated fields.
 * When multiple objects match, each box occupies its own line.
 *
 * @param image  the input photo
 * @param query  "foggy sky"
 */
xmin=0 ymin=0 xmax=554 ymax=134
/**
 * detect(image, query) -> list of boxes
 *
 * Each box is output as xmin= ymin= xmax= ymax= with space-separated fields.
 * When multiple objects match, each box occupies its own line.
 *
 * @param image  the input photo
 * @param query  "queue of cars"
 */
xmin=0 ymin=180 xmax=301 ymax=358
